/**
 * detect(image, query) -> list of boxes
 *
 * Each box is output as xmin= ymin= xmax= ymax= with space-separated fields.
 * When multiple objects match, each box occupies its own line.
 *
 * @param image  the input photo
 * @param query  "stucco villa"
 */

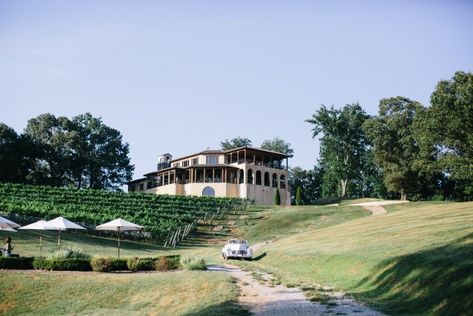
xmin=127 ymin=146 xmax=292 ymax=205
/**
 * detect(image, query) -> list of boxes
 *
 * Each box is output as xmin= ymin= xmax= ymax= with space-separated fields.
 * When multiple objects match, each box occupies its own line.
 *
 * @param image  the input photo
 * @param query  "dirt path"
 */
xmin=349 ymin=200 xmax=409 ymax=216
xmin=207 ymin=264 xmax=384 ymax=316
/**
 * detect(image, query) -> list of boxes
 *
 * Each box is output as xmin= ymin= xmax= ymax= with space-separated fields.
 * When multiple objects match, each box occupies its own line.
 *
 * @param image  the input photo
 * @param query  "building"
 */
xmin=128 ymin=146 xmax=292 ymax=205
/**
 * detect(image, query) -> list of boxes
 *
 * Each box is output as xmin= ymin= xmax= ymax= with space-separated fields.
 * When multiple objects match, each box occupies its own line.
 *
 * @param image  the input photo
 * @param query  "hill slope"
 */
xmin=234 ymin=202 xmax=473 ymax=315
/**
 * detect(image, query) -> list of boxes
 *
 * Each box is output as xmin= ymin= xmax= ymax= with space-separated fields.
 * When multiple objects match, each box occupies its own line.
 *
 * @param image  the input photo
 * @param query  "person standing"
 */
xmin=1 ymin=237 xmax=13 ymax=257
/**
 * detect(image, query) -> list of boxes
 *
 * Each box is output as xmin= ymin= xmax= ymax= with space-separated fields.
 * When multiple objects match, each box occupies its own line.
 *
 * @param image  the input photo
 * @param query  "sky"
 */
xmin=1 ymin=0 xmax=473 ymax=179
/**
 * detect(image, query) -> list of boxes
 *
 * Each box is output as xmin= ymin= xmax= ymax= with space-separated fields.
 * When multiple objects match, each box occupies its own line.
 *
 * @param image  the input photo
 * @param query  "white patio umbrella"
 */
xmin=19 ymin=220 xmax=48 ymax=256
xmin=43 ymin=217 xmax=86 ymax=249
xmin=95 ymin=218 xmax=143 ymax=258
xmin=0 ymin=223 xmax=17 ymax=232
xmin=0 ymin=216 xmax=21 ymax=228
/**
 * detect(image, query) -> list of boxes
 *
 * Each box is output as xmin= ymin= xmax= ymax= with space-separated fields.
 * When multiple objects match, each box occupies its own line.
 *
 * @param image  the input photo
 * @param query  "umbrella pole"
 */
xmin=57 ymin=229 xmax=61 ymax=250
xmin=117 ymin=227 xmax=121 ymax=259
xmin=40 ymin=231 xmax=43 ymax=257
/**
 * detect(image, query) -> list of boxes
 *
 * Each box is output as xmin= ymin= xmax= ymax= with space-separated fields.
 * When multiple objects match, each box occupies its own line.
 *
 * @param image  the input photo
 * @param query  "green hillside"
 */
xmin=235 ymin=202 xmax=473 ymax=315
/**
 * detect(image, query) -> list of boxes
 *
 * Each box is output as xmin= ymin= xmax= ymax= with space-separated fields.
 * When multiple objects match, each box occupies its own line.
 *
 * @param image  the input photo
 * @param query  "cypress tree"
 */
xmin=274 ymin=189 xmax=281 ymax=206
xmin=296 ymin=186 xmax=302 ymax=205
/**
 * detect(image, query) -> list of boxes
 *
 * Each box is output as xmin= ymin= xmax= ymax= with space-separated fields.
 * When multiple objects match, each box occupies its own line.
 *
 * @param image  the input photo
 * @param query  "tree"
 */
xmin=220 ymin=137 xmax=252 ymax=150
xmin=274 ymin=188 xmax=281 ymax=206
xmin=260 ymin=137 xmax=294 ymax=155
xmin=288 ymin=166 xmax=323 ymax=204
xmin=295 ymin=186 xmax=302 ymax=205
xmin=24 ymin=113 xmax=76 ymax=186
xmin=423 ymin=71 xmax=473 ymax=200
xmin=70 ymin=113 xmax=134 ymax=190
xmin=306 ymin=103 xmax=370 ymax=197
xmin=0 ymin=123 xmax=36 ymax=183
xmin=24 ymin=113 xmax=134 ymax=190
xmin=364 ymin=97 xmax=428 ymax=200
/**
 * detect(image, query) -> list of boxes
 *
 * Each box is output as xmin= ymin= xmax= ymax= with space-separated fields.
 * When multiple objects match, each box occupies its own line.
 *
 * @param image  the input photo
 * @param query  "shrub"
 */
xmin=274 ymin=189 xmax=281 ymax=206
xmin=33 ymin=258 xmax=92 ymax=271
xmin=180 ymin=253 xmax=206 ymax=271
xmin=154 ymin=255 xmax=182 ymax=271
xmin=111 ymin=258 xmax=128 ymax=271
xmin=47 ymin=247 xmax=91 ymax=260
xmin=0 ymin=257 xmax=34 ymax=269
xmin=127 ymin=257 xmax=155 ymax=272
xmin=90 ymin=257 xmax=114 ymax=272
xmin=296 ymin=186 xmax=303 ymax=205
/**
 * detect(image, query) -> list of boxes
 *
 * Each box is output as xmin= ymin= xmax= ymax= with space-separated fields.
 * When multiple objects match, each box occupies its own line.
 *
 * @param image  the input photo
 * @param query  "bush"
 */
xmin=33 ymin=258 xmax=91 ymax=271
xmin=111 ymin=258 xmax=128 ymax=271
xmin=47 ymin=247 xmax=91 ymax=260
xmin=90 ymin=257 xmax=114 ymax=272
xmin=0 ymin=257 xmax=34 ymax=269
xmin=127 ymin=257 xmax=155 ymax=272
xmin=180 ymin=253 xmax=206 ymax=271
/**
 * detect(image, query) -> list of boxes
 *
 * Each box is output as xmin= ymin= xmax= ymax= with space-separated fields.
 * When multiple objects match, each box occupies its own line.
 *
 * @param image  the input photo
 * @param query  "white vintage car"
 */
xmin=222 ymin=239 xmax=253 ymax=260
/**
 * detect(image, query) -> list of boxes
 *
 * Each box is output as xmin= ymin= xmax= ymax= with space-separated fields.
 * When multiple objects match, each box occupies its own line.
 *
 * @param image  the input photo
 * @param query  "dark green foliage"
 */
xmin=127 ymin=257 xmax=155 ymax=272
xmin=0 ymin=183 xmax=244 ymax=240
xmin=33 ymin=258 xmax=92 ymax=271
xmin=0 ymin=257 xmax=34 ymax=269
xmin=274 ymin=189 xmax=281 ymax=206
xmin=289 ymin=166 xmax=322 ymax=204
xmin=24 ymin=113 xmax=134 ymax=190
xmin=260 ymin=137 xmax=294 ymax=155
xmin=295 ymin=186 xmax=302 ymax=205
xmin=306 ymin=103 xmax=371 ymax=197
xmin=364 ymin=97 xmax=433 ymax=200
xmin=90 ymin=257 xmax=114 ymax=272
xmin=220 ymin=137 xmax=252 ymax=150
xmin=111 ymin=258 xmax=128 ymax=271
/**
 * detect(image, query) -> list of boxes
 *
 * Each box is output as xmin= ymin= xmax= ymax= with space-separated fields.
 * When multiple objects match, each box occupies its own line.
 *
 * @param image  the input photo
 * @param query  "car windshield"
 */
xmin=240 ymin=240 xmax=248 ymax=244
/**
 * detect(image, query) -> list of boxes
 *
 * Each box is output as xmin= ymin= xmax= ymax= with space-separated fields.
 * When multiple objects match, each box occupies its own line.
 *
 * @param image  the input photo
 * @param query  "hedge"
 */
xmin=33 ymin=258 xmax=92 ymax=271
xmin=0 ymin=257 xmax=34 ymax=269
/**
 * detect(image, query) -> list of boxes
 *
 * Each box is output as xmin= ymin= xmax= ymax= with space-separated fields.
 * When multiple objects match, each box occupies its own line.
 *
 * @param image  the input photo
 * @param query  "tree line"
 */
xmin=0 ymin=113 xmax=133 ymax=190
xmin=298 ymin=71 xmax=472 ymax=203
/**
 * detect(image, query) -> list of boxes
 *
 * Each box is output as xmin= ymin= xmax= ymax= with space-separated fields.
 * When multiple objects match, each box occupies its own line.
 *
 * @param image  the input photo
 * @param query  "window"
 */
xmin=206 ymin=155 xmax=218 ymax=164
xmin=170 ymin=172 xmax=175 ymax=184
xmin=129 ymin=185 xmax=135 ymax=192
xmin=255 ymin=170 xmax=262 ymax=185
xmin=205 ymin=169 xmax=213 ymax=183
xmin=214 ymin=169 xmax=222 ymax=182
xmin=185 ymin=170 xmax=190 ymax=184
xmin=280 ymin=175 xmax=286 ymax=189
xmin=192 ymin=158 xmax=198 ymax=165
xmin=147 ymin=181 xmax=152 ymax=189
xmin=139 ymin=183 xmax=144 ymax=191
xmin=239 ymin=170 xmax=244 ymax=184
xmin=196 ymin=169 xmax=204 ymax=183
xmin=272 ymin=174 xmax=278 ymax=188
xmin=264 ymin=172 xmax=270 ymax=186
xmin=202 ymin=186 xmax=215 ymax=197
xmin=173 ymin=162 xmax=180 ymax=167
xmin=247 ymin=169 xmax=253 ymax=184
xmin=182 ymin=160 xmax=189 ymax=167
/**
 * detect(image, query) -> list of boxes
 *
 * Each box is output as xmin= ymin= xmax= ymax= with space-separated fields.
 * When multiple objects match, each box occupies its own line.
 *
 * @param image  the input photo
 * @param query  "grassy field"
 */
xmin=235 ymin=202 xmax=473 ymax=315
xmin=0 ymin=270 xmax=247 ymax=316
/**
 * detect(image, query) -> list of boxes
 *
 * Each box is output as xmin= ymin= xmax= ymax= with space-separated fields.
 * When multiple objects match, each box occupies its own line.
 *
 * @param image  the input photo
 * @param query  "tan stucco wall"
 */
xmin=183 ymin=182 xmax=239 ymax=197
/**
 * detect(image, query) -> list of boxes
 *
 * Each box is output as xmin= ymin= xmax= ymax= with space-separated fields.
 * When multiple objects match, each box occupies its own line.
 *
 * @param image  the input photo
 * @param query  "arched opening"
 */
xmin=272 ymin=173 xmax=278 ymax=188
xmin=280 ymin=175 xmax=286 ymax=189
xmin=202 ymin=186 xmax=215 ymax=197
xmin=247 ymin=169 xmax=253 ymax=184
xmin=239 ymin=169 xmax=244 ymax=184
xmin=264 ymin=172 xmax=270 ymax=186
xmin=255 ymin=170 xmax=262 ymax=185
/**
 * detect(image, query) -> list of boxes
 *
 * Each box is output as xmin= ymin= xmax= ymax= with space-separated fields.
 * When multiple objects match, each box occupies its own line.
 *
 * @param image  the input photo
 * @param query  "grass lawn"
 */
xmin=0 ymin=270 xmax=247 ymax=316
xmin=236 ymin=201 xmax=473 ymax=315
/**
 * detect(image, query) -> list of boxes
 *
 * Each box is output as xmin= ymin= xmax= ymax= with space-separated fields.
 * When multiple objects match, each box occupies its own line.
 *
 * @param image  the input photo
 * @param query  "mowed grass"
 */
xmin=0 ymin=270 xmax=247 ymax=316
xmin=242 ymin=204 xmax=371 ymax=242
xmin=239 ymin=201 xmax=473 ymax=315
xmin=0 ymin=230 xmax=171 ymax=258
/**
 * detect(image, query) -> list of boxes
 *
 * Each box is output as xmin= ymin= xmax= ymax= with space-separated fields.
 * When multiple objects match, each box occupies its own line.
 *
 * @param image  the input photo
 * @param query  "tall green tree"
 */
xmin=220 ymin=137 xmax=252 ymax=150
xmin=364 ymin=97 xmax=428 ymax=200
xmin=274 ymin=188 xmax=281 ymax=206
xmin=24 ymin=113 xmax=76 ymax=186
xmin=260 ymin=137 xmax=294 ymax=155
xmin=0 ymin=123 xmax=36 ymax=183
xmin=306 ymin=103 xmax=370 ymax=197
xmin=295 ymin=186 xmax=302 ymax=205
xmin=423 ymin=71 xmax=473 ymax=200
xmin=24 ymin=113 xmax=133 ymax=190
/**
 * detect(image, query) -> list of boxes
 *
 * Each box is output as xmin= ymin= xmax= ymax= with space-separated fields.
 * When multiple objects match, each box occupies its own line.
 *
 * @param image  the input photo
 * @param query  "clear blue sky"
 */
xmin=1 ymin=0 xmax=472 ymax=179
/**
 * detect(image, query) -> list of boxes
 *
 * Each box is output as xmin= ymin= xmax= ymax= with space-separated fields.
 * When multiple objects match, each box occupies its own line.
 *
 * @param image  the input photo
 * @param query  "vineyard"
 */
xmin=0 ymin=183 xmax=247 ymax=246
